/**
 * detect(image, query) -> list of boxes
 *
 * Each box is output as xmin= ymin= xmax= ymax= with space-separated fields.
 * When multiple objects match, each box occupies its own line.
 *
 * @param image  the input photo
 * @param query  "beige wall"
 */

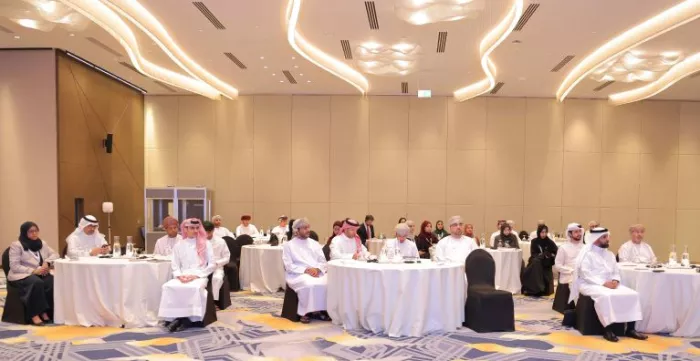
xmin=0 ymin=50 xmax=59 ymax=252
xmin=145 ymin=95 xmax=700 ymax=258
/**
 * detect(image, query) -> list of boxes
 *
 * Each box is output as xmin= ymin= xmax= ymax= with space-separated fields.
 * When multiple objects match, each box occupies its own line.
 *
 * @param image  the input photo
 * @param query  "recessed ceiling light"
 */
xmin=272 ymin=73 xmax=276 ymax=76
xmin=307 ymin=80 xmax=311 ymax=83
xmin=519 ymin=77 xmax=526 ymax=81
xmin=292 ymin=56 xmax=296 ymax=60
xmin=264 ymin=66 xmax=268 ymax=69
xmin=512 ymin=39 xmax=522 ymax=44
xmin=299 ymin=73 xmax=303 ymax=76
xmin=294 ymin=65 xmax=299 ymax=68
xmin=279 ymin=80 xmax=284 ymax=83
xmin=260 ymin=56 xmax=265 ymax=60
xmin=69 ymin=33 xmax=75 ymax=37
xmin=198 ymin=29 xmax=203 ymax=32
xmin=13 ymin=35 xmax=20 ymax=39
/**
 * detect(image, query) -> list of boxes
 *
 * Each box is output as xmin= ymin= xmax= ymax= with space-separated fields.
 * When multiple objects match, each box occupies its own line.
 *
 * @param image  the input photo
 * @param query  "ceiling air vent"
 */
xmin=593 ymin=81 xmax=615 ymax=92
xmin=551 ymin=55 xmax=575 ymax=72
xmin=514 ymin=3 xmax=539 ymax=31
xmin=193 ymin=1 xmax=225 ymax=30
xmin=119 ymin=61 xmax=141 ymax=75
xmin=436 ymin=31 xmax=448 ymax=53
xmin=0 ymin=25 xmax=14 ymax=34
xmin=86 ymin=37 xmax=123 ymax=57
xmin=401 ymin=82 xmax=408 ymax=94
xmin=490 ymin=82 xmax=505 ymax=94
xmin=283 ymin=70 xmax=297 ymax=84
xmin=341 ymin=40 xmax=353 ymax=59
xmin=153 ymin=80 xmax=178 ymax=93
xmin=365 ymin=1 xmax=379 ymax=30
xmin=224 ymin=52 xmax=247 ymax=69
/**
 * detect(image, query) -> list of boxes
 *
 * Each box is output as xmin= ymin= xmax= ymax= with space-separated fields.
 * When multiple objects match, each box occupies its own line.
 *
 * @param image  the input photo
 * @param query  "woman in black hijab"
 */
xmin=7 ymin=222 xmax=59 ymax=325
xmin=493 ymin=223 xmax=520 ymax=249
xmin=522 ymin=224 xmax=558 ymax=296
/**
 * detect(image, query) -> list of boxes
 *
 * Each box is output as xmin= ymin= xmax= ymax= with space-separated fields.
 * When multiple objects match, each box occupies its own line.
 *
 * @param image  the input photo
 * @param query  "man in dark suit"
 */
xmin=357 ymin=214 xmax=375 ymax=247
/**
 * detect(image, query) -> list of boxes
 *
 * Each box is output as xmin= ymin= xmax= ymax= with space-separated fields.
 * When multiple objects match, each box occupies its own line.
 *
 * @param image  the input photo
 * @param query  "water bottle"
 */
xmin=669 ymin=244 xmax=677 ymax=265
xmin=113 ymin=236 xmax=121 ymax=258
xmin=125 ymin=236 xmax=134 ymax=257
xmin=681 ymin=245 xmax=690 ymax=267
xmin=480 ymin=233 xmax=486 ymax=248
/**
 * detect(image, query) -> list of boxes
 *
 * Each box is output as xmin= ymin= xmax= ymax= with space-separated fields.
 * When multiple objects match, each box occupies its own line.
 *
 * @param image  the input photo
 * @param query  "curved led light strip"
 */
xmin=608 ymin=52 xmax=700 ymax=105
xmin=58 ymin=0 xmax=221 ymax=99
xmin=556 ymin=0 xmax=700 ymax=102
xmin=286 ymin=0 xmax=369 ymax=94
xmin=453 ymin=0 xmax=523 ymax=102
xmin=99 ymin=0 xmax=238 ymax=99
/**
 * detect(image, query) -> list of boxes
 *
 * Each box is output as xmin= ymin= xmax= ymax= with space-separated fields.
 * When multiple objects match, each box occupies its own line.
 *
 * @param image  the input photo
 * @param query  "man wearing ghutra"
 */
xmin=552 ymin=222 xmax=585 ymax=313
xmin=65 ymin=215 xmax=108 ymax=256
xmin=329 ymin=218 xmax=369 ymax=260
xmin=570 ymin=227 xmax=647 ymax=342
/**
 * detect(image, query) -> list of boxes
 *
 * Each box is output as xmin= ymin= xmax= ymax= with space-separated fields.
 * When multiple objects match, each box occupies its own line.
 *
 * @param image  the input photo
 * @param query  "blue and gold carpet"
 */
xmin=0 ymin=289 xmax=699 ymax=360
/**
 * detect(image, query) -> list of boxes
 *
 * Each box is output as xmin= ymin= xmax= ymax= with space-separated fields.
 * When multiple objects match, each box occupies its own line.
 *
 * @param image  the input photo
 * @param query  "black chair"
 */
xmin=1 ymin=248 xmax=28 ymax=324
xmin=190 ymin=275 xmax=218 ymax=327
xmin=575 ymin=295 xmax=624 ymax=336
xmin=61 ymin=245 xmax=68 ymax=258
xmin=463 ymin=249 xmax=515 ymax=333
xmin=269 ymin=233 xmax=279 ymax=246
xmin=222 ymin=236 xmax=240 ymax=291
xmin=216 ymin=273 xmax=232 ymax=310
xmin=280 ymin=284 xmax=300 ymax=322
xmin=322 ymin=240 xmax=332 ymax=261
xmin=552 ymin=283 xmax=574 ymax=314
xmin=309 ymin=231 xmax=319 ymax=242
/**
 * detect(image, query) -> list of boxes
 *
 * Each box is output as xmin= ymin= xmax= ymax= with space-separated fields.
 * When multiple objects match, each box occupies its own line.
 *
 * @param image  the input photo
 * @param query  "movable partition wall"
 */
xmin=145 ymin=187 xmax=212 ymax=253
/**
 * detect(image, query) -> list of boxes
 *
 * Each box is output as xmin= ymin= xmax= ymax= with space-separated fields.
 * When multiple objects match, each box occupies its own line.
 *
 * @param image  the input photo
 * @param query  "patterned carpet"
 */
xmin=0 ymin=289 xmax=699 ymax=361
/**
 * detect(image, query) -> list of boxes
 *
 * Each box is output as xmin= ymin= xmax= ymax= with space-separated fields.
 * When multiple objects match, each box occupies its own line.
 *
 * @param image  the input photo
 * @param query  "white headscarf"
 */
xmin=67 ymin=215 xmax=104 ymax=240
xmin=566 ymin=222 xmax=583 ymax=242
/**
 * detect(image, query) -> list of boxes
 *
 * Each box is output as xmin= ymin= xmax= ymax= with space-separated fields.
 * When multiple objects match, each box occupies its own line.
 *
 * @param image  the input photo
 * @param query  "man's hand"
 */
xmin=178 ymin=275 xmax=197 ymax=283
xmin=305 ymin=268 xmax=319 ymax=277
xmin=352 ymin=252 xmax=360 ymax=260
xmin=603 ymin=280 xmax=618 ymax=289
xmin=33 ymin=267 xmax=45 ymax=276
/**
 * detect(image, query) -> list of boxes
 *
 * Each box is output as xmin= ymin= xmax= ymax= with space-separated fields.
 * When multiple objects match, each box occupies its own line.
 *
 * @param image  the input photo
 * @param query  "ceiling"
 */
xmin=2 ymin=0 xmax=700 ymax=101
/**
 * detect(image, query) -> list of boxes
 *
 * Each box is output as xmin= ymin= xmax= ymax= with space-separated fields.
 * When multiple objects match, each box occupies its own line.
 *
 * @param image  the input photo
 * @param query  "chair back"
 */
xmin=61 ymin=245 xmax=68 ymax=258
xmin=309 ymin=230 xmax=319 ymax=242
xmin=1 ymin=247 xmax=10 ymax=277
xmin=465 ymin=249 xmax=496 ymax=287
xmin=269 ymin=233 xmax=279 ymax=246
xmin=322 ymin=240 xmax=332 ymax=261
xmin=237 ymin=234 xmax=254 ymax=246
xmin=223 ymin=236 xmax=236 ymax=256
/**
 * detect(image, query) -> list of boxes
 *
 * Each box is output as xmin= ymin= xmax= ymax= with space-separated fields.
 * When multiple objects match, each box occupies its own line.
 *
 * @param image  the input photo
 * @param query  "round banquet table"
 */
xmin=367 ymin=238 xmax=384 ymax=256
xmin=619 ymin=264 xmax=700 ymax=337
xmin=485 ymin=248 xmax=522 ymax=294
xmin=54 ymin=257 xmax=172 ymax=328
xmin=239 ymin=244 xmax=286 ymax=293
xmin=326 ymin=259 xmax=466 ymax=337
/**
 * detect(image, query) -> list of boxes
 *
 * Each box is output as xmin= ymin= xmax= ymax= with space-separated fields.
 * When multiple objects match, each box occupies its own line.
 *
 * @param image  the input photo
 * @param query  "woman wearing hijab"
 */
xmin=433 ymin=220 xmax=448 ymax=240
xmin=415 ymin=221 xmax=439 ymax=259
xmin=323 ymin=220 xmax=343 ymax=261
xmin=493 ymin=223 xmax=520 ymax=249
xmin=397 ymin=217 xmax=407 ymax=224
xmin=522 ymin=224 xmax=559 ymax=296
xmin=7 ymin=222 xmax=59 ymax=325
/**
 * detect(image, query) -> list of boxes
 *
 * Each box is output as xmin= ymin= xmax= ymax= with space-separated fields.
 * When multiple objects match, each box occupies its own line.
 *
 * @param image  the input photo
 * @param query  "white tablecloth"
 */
xmin=54 ymin=257 xmax=172 ymax=327
xmin=327 ymin=259 xmax=466 ymax=337
xmin=239 ymin=245 xmax=285 ymax=293
xmin=367 ymin=238 xmax=384 ymax=256
xmin=485 ymin=248 xmax=522 ymax=294
xmin=619 ymin=265 xmax=700 ymax=337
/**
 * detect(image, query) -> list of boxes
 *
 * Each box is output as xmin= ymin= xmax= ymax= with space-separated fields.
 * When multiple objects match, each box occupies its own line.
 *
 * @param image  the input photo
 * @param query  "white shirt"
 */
xmin=171 ymin=237 xmax=215 ymax=278
xmin=66 ymin=232 xmax=107 ymax=256
xmin=235 ymin=224 xmax=259 ymax=237
xmin=435 ymin=235 xmax=478 ymax=263
xmin=578 ymin=245 xmax=620 ymax=286
xmin=282 ymin=236 xmax=327 ymax=276
xmin=213 ymin=226 xmax=234 ymax=239
xmin=489 ymin=231 xmax=499 ymax=247
xmin=329 ymin=234 xmax=369 ymax=260
xmin=272 ymin=225 xmax=288 ymax=240
xmin=209 ymin=236 xmax=231 ymax=270
xmin=381 ymin=238 xmax=419 ymax=259
xmin=153 ymin=234 xmax=182 ymax=256
xmin=554 ymin=240 xmax=585 ymax=284
xmin=618 ymin=240 xmax=656 ymax=264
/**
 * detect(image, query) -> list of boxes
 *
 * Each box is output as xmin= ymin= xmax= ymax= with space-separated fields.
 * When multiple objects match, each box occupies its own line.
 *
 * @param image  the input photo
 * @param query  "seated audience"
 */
xmin=357 ymin=214 xmax=375 ymax=246
xmin=203 ymin=221 xmax=231 ymax=303
xmin=571 ymin=227 xmax=647 ymax=342
xmin=493 ymin=223 xmax=520 ymax=249
xmin=282 ymin=218 xmax=330 ymax=324
xmin=8 ymin=222 xmax=59 ymax=326
xmin=464 ymin=223 xmax=475 ymax=239
xmin=528 ymin=220 xmax=554 ymax=241
xmin=618 ymin=224 xmax=656 ymax=264
xmin=489 ymin=220 xmax=506 ymax=247
xmin=235 ymin=215 xmax=259 ymax=237
xmin=415 ymin=220 xmax=438 ymax=259
xmin=397 ymin=217 xmax=407 ymax=224
xmin=405 ymin=220 xmax=416 ymax=241
xmin=381 ymin=223 xmax=419 ymax=259
xmin=158 ymin=218 xmax=214 ymax=332
xmin=329 ymin=218 xmax=369 ymax=260
xmin=271 ymin=215 xmax=289 ymax=241
xmin=434 ymin=216 xmax=478 ymax=263
xmin=323 ymin=220 xmax=343 ymax=261
xmin=522 ymin=224 xmax=558 ymax=296
xmin=212 ymin=215 xmax=234 ymax=239
xmin=584 ymin=220 xmax=599 ymax=241
xmin=153 ymin=216 xmax=182 ymax=256
xmin=553 ymin=223 xmax=585 ymax=312
xmin=66 ymin=215 xmax=108 ymax=257
xmin=433 ymin=220 xmax=448 ymax=240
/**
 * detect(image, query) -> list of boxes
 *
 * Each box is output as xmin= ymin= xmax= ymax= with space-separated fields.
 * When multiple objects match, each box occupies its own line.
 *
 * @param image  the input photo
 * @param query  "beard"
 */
xmin=599 ymin=242 xmax=610 ymax=248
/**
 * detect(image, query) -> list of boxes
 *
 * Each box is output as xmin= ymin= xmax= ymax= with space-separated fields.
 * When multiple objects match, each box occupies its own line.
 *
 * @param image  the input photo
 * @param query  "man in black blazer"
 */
xmin=357 ymin=214 xmax=375 ymax=247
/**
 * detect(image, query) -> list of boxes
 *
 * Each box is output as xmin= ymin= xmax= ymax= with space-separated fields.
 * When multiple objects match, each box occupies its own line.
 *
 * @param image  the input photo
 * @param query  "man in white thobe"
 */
xmin=158 ymin=218 xmax=215 ymax=332
xmin=204 ymin=221 xmax=231 ymax=302
xmin=489 ymin=220 xmax=505 ymax=248
xmin=212 ymin=215 xmax=235 ymax=239
xmin=381 ymin=223 xmax=419 ymax=259
xmin=552 ymin=222 xmax=585 ymax=312
xmin=571 ymin=227 xmax=647 ymax=342
xmin=617 ymin=224 xmax=656 ymax=264
xmin=330 ymin=218 xmax=369 ymax=260
xmin=271 ymin=215 xmax=289 ymax=241
xmin=154 ymin=216 xmax=182 ymax=256
xmin=282 ymin=218 xmax=329 ymax=324
xmin=235 ymin=215 xmax=259 ymax=237
xmin=435 ymin=216 xmax=478 ymax=263
xmin=66 ymin=215 xmax=109 ymax=257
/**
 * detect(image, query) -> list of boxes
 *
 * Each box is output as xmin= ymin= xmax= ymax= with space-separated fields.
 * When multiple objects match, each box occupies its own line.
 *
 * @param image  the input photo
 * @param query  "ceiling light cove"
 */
xmin=556 ymin=0 xmax=700 ymax=102
xmin=286 ymin=0 xmax=369 ymax=94
xmin=355 ymin=41 xmax=421 ymax=76
xmin=395 ymin=0 xmax=485 ymax=26
xmin=590 ymin=50 xmax=683 ymax=83
xmin=7 ymin=0 xmax=91 ymax=32
xmin=96 ymin=0 xmax=238 ymax=99
xmin=57 ymin=0 xmax=221 ymax=99
xmin=609 ymin=52 xmax=700 ymax=106
xmin=453 ymin=0 xmax=523 ymax=102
